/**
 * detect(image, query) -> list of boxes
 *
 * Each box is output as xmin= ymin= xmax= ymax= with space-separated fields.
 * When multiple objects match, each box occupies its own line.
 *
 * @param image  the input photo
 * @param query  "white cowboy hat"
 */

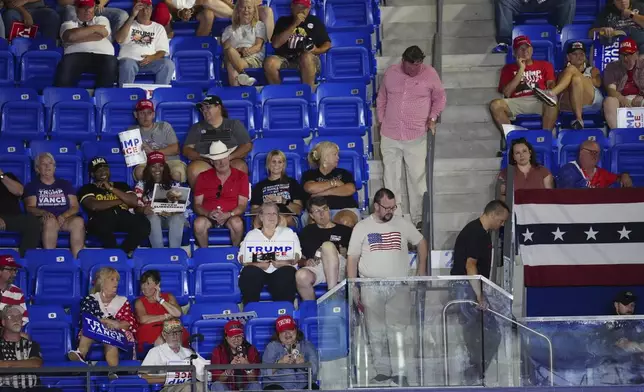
xmin=202 ymin=141 xmax=237 ymax=160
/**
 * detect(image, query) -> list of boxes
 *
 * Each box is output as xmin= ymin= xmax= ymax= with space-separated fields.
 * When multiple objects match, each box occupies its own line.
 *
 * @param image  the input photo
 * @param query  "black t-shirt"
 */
xmin=0 ymin=173 xmax=22 ymax=215
xmin=450 ymin=219 xmax=492 ymax=279
xmin=183 ymin=119 xmax=251 ymax=155
xmin=593 ymin=1 xmax=644 ymax=31
xmin=77 ymin=182 xmax=134 ymax=220
xmin=299 ymin=223 xmax=352 ymax=259
xmin=301 ymin=168 xmax=358 ymax=210
xmin=250 ymin=177 xmax=304 ymax=213
xmin=273 ymin=14 xmax=331 ymax=59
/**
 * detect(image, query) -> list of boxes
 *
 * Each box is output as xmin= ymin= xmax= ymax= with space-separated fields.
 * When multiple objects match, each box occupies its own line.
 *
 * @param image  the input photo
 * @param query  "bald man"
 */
xmin=556 ymin=140 xmax=633 ymax=188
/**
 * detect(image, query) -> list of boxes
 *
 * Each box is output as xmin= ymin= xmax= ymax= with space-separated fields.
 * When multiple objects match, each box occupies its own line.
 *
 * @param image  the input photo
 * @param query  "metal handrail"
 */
xmin=502 ymin=164 xmax=515 ymax=293
xmin=204 ymin=363 xmax=313 ymax=391
xmin=441 ymin=299 xmax=554 ymax=387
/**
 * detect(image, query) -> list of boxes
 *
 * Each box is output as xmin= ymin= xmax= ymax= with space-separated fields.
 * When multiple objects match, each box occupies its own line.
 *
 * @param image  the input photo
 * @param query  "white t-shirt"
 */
xmin=222 ymin=21 xmax=267 ymax=61
xmin=60 ymin=16 xmax=114 ymax=56
xmin=238 ymin=226 xmax=301 ymax=274
xmin=347 ymin=215 xmax=423 ymax=279
xmin=118 ymin=20 xmax=170 ymax=61
xmin=141 ymin=343 xmax=208 ymax=381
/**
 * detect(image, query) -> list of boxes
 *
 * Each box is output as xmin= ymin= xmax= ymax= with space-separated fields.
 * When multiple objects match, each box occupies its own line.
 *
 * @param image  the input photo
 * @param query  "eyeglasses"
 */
xmin=581 ymin=148 xmax=600 ymax=157
xmin=262 ymin=212 xmax=279 ymax=217
xmin=2 ymin=268 xmax=17 ymax=274
xmin=310 ymin=206 xmax=329 ymax=215
xmin=216 ymin=184 xmax=222 ymax=199
xmin=376 ymin=202 xmax=397 ymax=212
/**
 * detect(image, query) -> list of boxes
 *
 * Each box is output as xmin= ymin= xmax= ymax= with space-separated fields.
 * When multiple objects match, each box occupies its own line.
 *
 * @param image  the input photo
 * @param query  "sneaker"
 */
xmin=533 ymin=87 xmax=557 ymax=107
xmin=571 ymin=119 xmax=584 ymax=130
xmin=492 ymin=43 xmax=508 ymax=53
xmin=108 ymin=372 xmax=119 ymax=380
xmin=391 ymin=375 xmax=410 ymax=387
xmin=369 ymin=374 xmax=393 ymax=387
xmin=237 ymin=73 xmax=257 ymax=86
xmin=67 ymin=350 xmax=86 ymax=364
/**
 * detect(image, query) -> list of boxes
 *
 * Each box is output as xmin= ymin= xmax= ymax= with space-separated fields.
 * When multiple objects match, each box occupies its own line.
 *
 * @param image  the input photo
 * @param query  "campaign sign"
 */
xmin=8 ymin=22 xmax=38 ymax=41
xmin=82 ymin=313 xmax=131 ymax=351
xmin=119 ymin=128 xmax=146 ymax=167
xmin=122 ymin=83 xmax=172 ymax=99
xmin=202 ymin=311 xmax=257 ymax=323
xmin=243 ymin=241 xmax=295 ymax=263
xmin=593 ymin=38 xmax=620 ymax=73
xmin=165 ymin=360 xmax=191 ymax=385
xmin=617 ymin=107 xmax=644 ymax=128
xmin=151 ymin=184 xmax=190 ymax=213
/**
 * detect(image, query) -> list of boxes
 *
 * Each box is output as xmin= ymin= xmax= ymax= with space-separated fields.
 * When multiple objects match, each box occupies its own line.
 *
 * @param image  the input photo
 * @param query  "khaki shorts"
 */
xmin=505 ymin=95 xmax=544 ymax=119
xmin=244 ymin=54 xmax=264 ymax=68
xmin=302 ymin=254 xmax=347 ymax=287
xmin=271 ymin=54 xmax=321 ymax=73
xmin=136 ymin=160 xmax=187 ymax=182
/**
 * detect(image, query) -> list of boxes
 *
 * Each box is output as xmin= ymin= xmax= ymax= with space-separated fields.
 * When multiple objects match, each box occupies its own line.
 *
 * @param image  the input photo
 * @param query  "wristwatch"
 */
xmin=230 ymin=211 xmax=236 ymax=217
xmin=0 ymin=174 xmax=5 ymax=180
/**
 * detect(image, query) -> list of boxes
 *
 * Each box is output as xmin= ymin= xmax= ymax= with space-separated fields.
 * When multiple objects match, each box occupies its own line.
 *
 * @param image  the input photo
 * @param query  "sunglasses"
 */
xmin=216 ymin=184 xmax=222 ymax=199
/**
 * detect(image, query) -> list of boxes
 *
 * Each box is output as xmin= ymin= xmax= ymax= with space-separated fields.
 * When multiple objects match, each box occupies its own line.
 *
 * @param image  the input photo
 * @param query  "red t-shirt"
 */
xmin=622 ymin=69 xmax=640 ymax=96
xmin=585 ymin=167 xmax=620 ymax=188
xmin=194 ymin=168 xmax=250 ymax=212
xmin=498 ymin=60 xmax=556 ymax=98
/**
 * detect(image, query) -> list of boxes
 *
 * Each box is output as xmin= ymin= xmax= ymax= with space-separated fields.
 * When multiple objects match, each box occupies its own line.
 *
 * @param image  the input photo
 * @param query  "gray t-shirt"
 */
xmin=348 ymin=215 xmax=423 ymax=279
xmin=128 ymin=121 xmax=179 ymax=161
xmin=184 ymin=119 xmax=250 ymax=154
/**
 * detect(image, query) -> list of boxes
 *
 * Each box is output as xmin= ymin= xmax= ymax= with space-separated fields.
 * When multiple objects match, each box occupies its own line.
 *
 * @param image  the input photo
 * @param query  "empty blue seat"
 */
xmin=259 ymin=84 xmax=313 ymax=137
xmin=43 ymin=87 xmax=97 ymax=142
xmin=326 ymin=32 xmax=374 ymax=84
xmin=0 ymin=48 xmax=14 ymax=87
xmin=244 ymin=301 xmax=294 ymax=317
xmin=132 ymin=248 xmax=189 ymax=270
xmin=94 ymin=88 xmax=147 ymax=137
xmin=81 ymin=140 xmax=131 ymax=185
xmin=169 ymin=37 xmax=219 ymax=89
xmin=249 ymin=137 xmax=305 ymax=183
xmin=207 ymin=87 xmax=258 ymax=136
xmin=504 ymin=130 xmax=553 ymax=170
xmin=610 ymin=128 xmax=644 ymax=187
xmin=192 ymin=246 xmax=240 ymax=266
xmin=33 ymin=263 xmax=81 ymax=309
xmin=11 ymin=37 xmax=62 ymax=92
xmin=194 ymin=263 xmax=241 ymax=303
xmin=26 ymin=318 xmax=72 ymax=362
xmin=512 ymin=24 xmax=558 ymax=46
xmin=107 ymin=376 xmax=150 ymax=392
xmin=24 ymin=249 xmax=76 ymax=292
xmin=0 ymin=87 xmax=45 ymax=140
xmin=245 ymin=318 xmax=276 ymax=355
xmin=151 ymin=87 xmax=202 ymax=142
xmin=574 ymin=0 xmax=604 ymax=23
xmin=0 ymin=139 xmax=30 ymax=184
xmin=557 ymin=129 xmax=609 ymax=168
xmin=302 ymin=316 xmax=347 ymax=361
xmin=323 ymin=0 xmax=374 ymax=33
xmin=138 ymin=264 xmax=190 ymax=305
xmin=29 ymin=140 xmax=83 ymax=188
xmin=78 ymin=248 xmax=130 ymax=274
xmin=315 ymin=82 xmax=369 ymax=136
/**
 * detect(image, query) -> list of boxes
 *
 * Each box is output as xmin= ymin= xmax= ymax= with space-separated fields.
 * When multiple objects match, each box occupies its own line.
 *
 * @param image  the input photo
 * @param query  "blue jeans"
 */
xmin=3 ymin=6 xmax=61 ymax=40
xmin=61 ymin=5 xmax=128 ymax=36
xmin=495 ymin=0 xmax=575 ymax=44
xmin=0 ymin=16 xmax=5 ymax=39
xmin=147 ymin=213 xmax=186 ymax=248
xmin=118 ymin=57 xmax=175 ymax=86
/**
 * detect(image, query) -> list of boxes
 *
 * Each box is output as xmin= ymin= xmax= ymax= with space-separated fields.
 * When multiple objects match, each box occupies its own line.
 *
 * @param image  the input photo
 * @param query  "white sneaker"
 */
xmin=237 ymin=73 xmax=257 ymax=86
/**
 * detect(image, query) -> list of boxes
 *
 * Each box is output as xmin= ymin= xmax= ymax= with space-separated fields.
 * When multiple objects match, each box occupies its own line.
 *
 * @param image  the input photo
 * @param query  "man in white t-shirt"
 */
xmin=54 ymin=0 xmax=118 ymax=87
xmin=114 ymin=0 xmax=174 ymax=86
xmin=347 ymin=188 xmax=428 ymax=387
xmin=140 ymin=319 xmax=207 ymax=392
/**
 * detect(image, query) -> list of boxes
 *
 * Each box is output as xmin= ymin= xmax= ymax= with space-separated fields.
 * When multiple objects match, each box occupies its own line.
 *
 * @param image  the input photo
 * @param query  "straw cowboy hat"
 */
xmin=202 ymin=141 xmax=237 ymax=160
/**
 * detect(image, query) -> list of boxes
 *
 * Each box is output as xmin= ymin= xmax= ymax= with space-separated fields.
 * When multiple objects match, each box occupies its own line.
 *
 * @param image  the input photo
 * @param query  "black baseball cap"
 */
xmin=567 ymin=41 xmax=586 ymax=54
xmin=196 ymin=95 xmax=223 ymax=109
xmin=615 ymin=291 xmax=637 ymax=305
xmin=89 ymin=156 xmax=108 ymax=172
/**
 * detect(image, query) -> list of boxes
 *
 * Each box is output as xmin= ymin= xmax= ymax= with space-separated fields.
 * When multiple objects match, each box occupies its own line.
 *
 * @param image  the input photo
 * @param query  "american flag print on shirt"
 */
xmin=367 ymin=232 xmax=402 ymax=251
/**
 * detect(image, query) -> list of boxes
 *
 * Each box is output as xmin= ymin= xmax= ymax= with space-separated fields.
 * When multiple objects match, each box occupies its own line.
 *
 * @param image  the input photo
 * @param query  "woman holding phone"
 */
xmin=134 ymin=269 xmax=187 ymax=352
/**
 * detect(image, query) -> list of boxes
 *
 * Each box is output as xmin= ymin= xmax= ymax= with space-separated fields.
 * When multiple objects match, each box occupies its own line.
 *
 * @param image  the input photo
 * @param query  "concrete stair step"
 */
xmin=434 ymin=171 xmax=499 ymax=193
xmin=443 ymin=68 xmax=499 ymax=89
xmin=441 ymin=104 xmax=492 ymax=124
xmin=434 ymin=211 xmax=481 ymax=233
xmin=447 ymin=87 xmax=499 ymax=106
xmin=381 ymin=38 xmax=433 ymax=57
xmin=436 ymin=122 xmax=500 ymax=143
xmin=434 ymin=157 xmax=501 ymax=172
xmin=386 ymin=0 xmax=491 ymax=6
xmin=442 ymin=36 xmax=497 ymax=55
xmin=443 ymin=54 xmax=505 ymax=69
xmin=433 ymin=230 xmax=462 ymax=250
xmin=382 ymin=20 xmax=495 ymax=41
xmin=433 ymin=191 xmax=494 ymax=213
xmin=442 ymin=3 xmax=494 ymax=21
xmin=434 ymin=138 xmax=499 ymax=158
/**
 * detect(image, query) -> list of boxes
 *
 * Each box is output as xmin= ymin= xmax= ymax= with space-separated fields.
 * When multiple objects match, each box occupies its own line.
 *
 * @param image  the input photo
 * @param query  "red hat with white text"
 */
xmin=224 ymin=320 xmax=244 ymax=337
xmin=512 ymin=35 xmax=532 ymax=51
xmin=147 ymin=151 xmax=165 ymax=165
xmin=620 ymin=38 xmax=638 ymax=55
xmin=135 ymin=99 xmax=154 ymax=112
xmin=275 ymin=315 xmax=297 ymax=333
xmin=0 ymin=255 xmax=21 ymax=269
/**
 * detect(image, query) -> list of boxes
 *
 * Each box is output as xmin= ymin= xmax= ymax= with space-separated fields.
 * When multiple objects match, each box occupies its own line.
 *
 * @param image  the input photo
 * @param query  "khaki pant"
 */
xmin=361 ymin=285 xmax=414 ymax=378
xmin=381 ymin=133 xmax=427 ymax=224
xmin=161 ymin=383 xmax=205 ymax=392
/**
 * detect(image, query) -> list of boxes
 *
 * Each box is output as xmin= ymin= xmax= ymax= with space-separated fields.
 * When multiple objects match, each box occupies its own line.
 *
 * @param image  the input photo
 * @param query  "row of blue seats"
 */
xmin=502 ymin=128 xmax=644 ymax=187
xmin=0 ymin=84 xmax=372 ymax=142
xmin=512 ymin=0 xmax=604 ymax=25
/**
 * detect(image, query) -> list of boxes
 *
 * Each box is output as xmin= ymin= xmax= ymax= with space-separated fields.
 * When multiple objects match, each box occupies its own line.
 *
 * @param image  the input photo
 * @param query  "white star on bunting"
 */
xmin=552 ymin=227 xmax=566 ymax=241
xmin=522 ymin=228 xmax=534 ymax=242
xmin=584 ymin=227 xmax=599 ymax=241
xmin=618 ymin=226 xmax=632 ymax=240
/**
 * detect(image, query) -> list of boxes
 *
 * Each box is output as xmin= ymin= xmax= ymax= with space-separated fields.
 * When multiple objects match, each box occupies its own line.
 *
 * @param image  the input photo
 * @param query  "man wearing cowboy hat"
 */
xmin=193 ymin=141 xmax=249 ymax=247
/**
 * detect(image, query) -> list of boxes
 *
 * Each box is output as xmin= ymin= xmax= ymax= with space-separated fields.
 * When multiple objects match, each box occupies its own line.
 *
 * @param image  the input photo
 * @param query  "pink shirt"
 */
xmin=376 ymin=63 xmax=447 ymax=141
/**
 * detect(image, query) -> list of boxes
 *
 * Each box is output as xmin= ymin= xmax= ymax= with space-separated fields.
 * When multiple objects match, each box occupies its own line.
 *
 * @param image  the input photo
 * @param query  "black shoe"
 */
xmin=391 ymin=375 xmax=409 ymax=387
xmin=372 ymin=374 xmax=390 ymax=382
xmin=496 ymin=150 xmax=503 ymax=158
xmin=571 ymin=119 xmax=584 ymax=130
xmin=492 ymin=43 xmax=508 ymax=53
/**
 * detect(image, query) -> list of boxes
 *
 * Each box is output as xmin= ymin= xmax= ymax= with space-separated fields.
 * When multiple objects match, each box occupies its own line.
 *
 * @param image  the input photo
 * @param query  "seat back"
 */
xmin=243 ymin=301 xmax=294 ymax=318
xmin=191 ymin=319 xmax=226 ymax=359
xmin=81 ymin=141 xmax=131 ymax=185
xmin=505 ymin=130 xmax=553 ymax=170
xmin=78 ymin=248 xmax=130 ymax=274
xmin=192 ymin=246 xmax=240 ymax=266
xmin=316 ymin=82 xmax=368 ymax=135
xmin=26 ymin=319 xmax=72 ymax=362
xmin=325 ymin=32 xmax=373 ymax=83
xmin=207 ymin=87 xmax=258 ymax=134
xmin=169 ymin=37 xmax=219 ymax=88
xmin=249 ymin=138 xmax=305 ymax=183
xmin=259 ymin=84 xmax=312 ymax=137
xmin=132 ymin=248 xmax=189 ymax=270
xmin=43 ymin=87 xmax=96 ymax=141
xmin=323 ymin=0 xmax=374 ymax=32
xmin=0 ymin=139 xmax=30 ymax=184
xmin=29 ymin=140 xmax=83 ymax=188
xmin=302 ymin=316 xmax=348 ymax=361
xmin=152 ymin=87 xmax=202 ymax=142
xmin=139 ymin=264 xmax=189 ymax=305
xmin=94 ymin=88 xmax=146 ymax=136
xmin=0 ymin=87 xmax=44 ymax=139
xmin=245 ymin=319 xmax=276 ymax=354
xmin=33 ymin=263 xmax=81 ymax=307
xmin=0 ymin=51 xmax=14 ymax=85
xmin=194 ymin=263 xmax=241 ymax=303
xmin=557 ymin=129 xmax=609 ymax=167
xmin=24 ymin=249 xmax=75 ymax=292
xmin=610 ymin=128 xmax=644 ymax=187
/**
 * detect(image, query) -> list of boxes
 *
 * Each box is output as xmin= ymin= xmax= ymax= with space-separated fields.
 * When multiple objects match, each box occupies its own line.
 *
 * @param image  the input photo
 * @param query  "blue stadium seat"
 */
xmin=24 ymin=249 xmax=76 ymax=293
xmin=194 ymin=263 xmax=241 ymax=303
xmin=512 ymin=24 xmax=558 ymax=46
xmin=81 ymin=140 xmax=131 ymax=185
xmin=43 ymin=87 xmax=97 ymax=142
xmin=558 ymin=24 xmax=593 ymax=70
xmin=87 ymin=263 xmax=135 ymax=300
xmin=10 ymin=37 xmax=62 ymax=92
xmin=94 ymin=88 xmax=147 ymax=137
xmin=29 ymin=140 xmax=83 ymax=188
xmin=33 ymin=263 xmax=81 ymax=310
xmin=169 ymin=37 xmax=219 ymax=89
xmin=302 ymin=316 xmax=347 ymax=361
xmin=315 ymin=82 xmax=369 ymax=136
xmin=54 ymin=379 xmax=93 ymax=392
xmin=78 ymin=248 xmax=130 ymax=275
xmin=310 ymin=135 xmax=364 ymax=155
xmin=0 ymin=42 xmax=14 ymax=87
xmin=0 ymin=87 xmax=45 ymax=140
xmin=151 ymin=87 xmax=202 ymax=142
xmin=192 ymin=246 xmax=240 ymax=266
xmin=259 ymin=84 xmax=313 ymax=138
xmin=132 ymin=248 xmax=189 ymax=270
xmin=574 ymin=0 xmax=605 ymax=23
xmin=503 ymin=130 xmax=553 ymax=170
xmin=244 ymin=303 xmax=294 ymax=355
xmin=138 ymin=264 xmax=190 ymax=305
xmin=610 ymin=128 xmax=644 ymax=187
xmin=326 ymin=32 xmax=374 ymax=85
xmin=107 ymin=377 xmax=150 ymax=392
xmin=207 ymin=87 xmax=258 ymax=137
xmin=244 ymin=301 xmax=294 ymax=318
xmin=0 ymin=138 xmax=30 ymax=184
xmin=187 ymin=303 xmax=240 ymax=359
xmin=249 ymin=137 xmax=305 ymax=183
xmin=323 ymin=0 xmax=374 ymax=34
xmin=26 ymin=317 xmax=72 ymax=362
xmin=269 ymin=0 xmax=317 ymax=22
xmin=557 ymin=129 xmax=609 ymax=168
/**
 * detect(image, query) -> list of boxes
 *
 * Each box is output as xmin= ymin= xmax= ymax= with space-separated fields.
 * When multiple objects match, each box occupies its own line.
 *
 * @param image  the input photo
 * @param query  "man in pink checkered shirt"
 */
xmin=376 ymin=46 xmax=446 ymax=228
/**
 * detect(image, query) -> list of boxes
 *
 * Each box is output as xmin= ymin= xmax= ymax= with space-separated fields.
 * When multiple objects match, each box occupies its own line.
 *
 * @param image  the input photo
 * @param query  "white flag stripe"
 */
xmin=515 ymin=202 xmax=644 ymax=225
xmin=521 ymin=243 xmax=644 ymax=266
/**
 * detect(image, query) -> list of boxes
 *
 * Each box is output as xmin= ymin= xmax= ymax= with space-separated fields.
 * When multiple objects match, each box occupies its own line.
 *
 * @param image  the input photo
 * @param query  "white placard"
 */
xmin=165 ymin=360 xmax=191 ymax=385
xmin=119 ymin=128 xmax=146 ymax=167
xmin=502 ymin=124 xmax=529 ymax=137
xmin=151 ymin=184 xmax=191 ymax=213
xmin=201 ymin=311 xmax=257 ymax=323
xmin=617 ymin=107 xmax=644 ymax=128
xmin=242 ymin=241 xmax=295 ymax=264
xmin=123 ymin=83 xmax=172 ymax=99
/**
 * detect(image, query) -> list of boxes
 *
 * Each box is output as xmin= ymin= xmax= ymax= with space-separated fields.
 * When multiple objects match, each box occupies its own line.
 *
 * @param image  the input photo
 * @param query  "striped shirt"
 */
xmin=0 ymin=338 xmax=41 ymax=389
xmin=377 ymin=63 xmax=447 ymax=141
xmin=0 ymin=285 xmax=28 ymax=326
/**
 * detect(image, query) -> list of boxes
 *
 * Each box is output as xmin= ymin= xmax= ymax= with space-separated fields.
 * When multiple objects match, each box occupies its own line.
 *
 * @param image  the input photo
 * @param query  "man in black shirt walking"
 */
xmin=450 ymin=199 xmax=509 ymax=386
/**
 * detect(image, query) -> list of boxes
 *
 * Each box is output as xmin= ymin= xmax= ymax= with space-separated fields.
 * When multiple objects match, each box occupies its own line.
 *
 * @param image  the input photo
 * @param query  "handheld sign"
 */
xmin=8 ymin=22 xmax=38 ymax=40
xmin=119 ymin=129 xmax=146 ymax=167
xmin=165 ymin=360 xmax=191 ymax=385
xmin=617 ymin=108 xmax=644 ymax=128
xmin=243 ymin=241 xmax=295 ymax=264
xmin=81 ymin=313 xmax=132 ymax=351
xmin=151 ymin=184 xmax=191 ymax=213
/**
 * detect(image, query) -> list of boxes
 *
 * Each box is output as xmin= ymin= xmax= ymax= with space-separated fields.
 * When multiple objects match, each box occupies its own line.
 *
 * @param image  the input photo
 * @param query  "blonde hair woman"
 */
xmin=68 ymin=268 xmax=137 ymax=368
xmin=222 ymin=0 xmax=267 ymax=86
xmin=250 ymin=150 xmax=303 ymax=229
xmin=301 ymin=142 xmax=360 ymax=228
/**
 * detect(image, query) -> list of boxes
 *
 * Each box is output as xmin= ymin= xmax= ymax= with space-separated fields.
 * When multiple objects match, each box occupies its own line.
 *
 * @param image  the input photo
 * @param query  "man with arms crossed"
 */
xmin=346 ymin=188 xmax=428 ymax=387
